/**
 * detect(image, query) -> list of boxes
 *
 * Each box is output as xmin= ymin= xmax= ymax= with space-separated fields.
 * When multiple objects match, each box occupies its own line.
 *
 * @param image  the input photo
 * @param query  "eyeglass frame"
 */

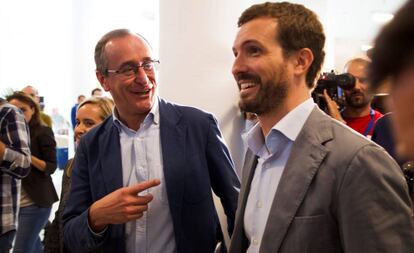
xmin=105 ymin=59 xmax=160 ymax=77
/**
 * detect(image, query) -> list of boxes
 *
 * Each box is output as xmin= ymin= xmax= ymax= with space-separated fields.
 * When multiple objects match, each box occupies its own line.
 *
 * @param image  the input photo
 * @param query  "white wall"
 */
xmin=158 ymin=0 xmax=252 ymax=174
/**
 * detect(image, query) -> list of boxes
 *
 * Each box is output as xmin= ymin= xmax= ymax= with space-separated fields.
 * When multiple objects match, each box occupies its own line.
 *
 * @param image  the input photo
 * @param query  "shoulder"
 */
xmin=307 ymin=108 xmax=378 ymax=157
xmin=79 ymin=115 xmax=114 ymax=144
xmin=0 ymin=103 xmax=23 ymax=120
xmin=159 ymin=98 xmax=216 ymax=124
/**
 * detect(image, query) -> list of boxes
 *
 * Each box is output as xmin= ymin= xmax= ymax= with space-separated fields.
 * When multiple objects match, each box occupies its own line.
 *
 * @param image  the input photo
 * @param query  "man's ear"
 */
xmin=96 ymin=71 xmax=110 ymax=91
xmin=293 ymin=48 xmax=314 ymax=76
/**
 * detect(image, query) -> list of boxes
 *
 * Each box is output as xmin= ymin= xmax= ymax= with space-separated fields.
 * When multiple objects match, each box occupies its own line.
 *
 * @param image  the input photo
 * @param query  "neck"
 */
xmin=116 ymin=109 xmax=148 ymax=131
xmin=258 ymin=92 xmax=310 ymax=137
xmin=343 ymin=104 xmax=371 ymax=118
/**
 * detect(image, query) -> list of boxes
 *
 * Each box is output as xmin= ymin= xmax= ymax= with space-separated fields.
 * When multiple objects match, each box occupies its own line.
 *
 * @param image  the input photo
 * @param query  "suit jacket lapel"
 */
xmin=98 ymin=118 xmax=125 ymax=239
xmin=259 ymin=108 xmax=332 ymax=252
xmin=158 ymin=98 xmax=187 ymax=247
xmin=230 ymin=150 xmax=258 ymax=252
xmin=99 ymin=118 xmax=123 ymax=194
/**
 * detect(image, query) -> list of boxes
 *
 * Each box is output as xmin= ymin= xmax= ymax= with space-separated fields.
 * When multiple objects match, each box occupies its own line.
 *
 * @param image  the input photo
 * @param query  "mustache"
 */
xmin=349 ymin=90 xmax=364 ymax=96
xmin=235 ymin=72 xmax=261 ymax=83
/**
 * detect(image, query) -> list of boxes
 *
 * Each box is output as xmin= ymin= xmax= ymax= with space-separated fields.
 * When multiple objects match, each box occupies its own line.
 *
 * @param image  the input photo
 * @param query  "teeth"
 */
xmin=240 ymin=83 xmax=256 ymax=89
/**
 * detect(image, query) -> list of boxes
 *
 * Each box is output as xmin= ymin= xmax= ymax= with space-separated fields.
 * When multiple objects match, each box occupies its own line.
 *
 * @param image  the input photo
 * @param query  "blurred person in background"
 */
xmin=369 ymin=0 xmax=414 ymax=205
xmin=323 ymin=58 xmax=382 ymax=138
xmin=44 ymin=96 xmax=114 ymax=253
xmin=0 ymin=98 xmax=31 ymax=253
xmin=6 ymin=92 xmax=57 ymax=253
xmin=21 ymin=86 xmax=53 ymax=128
xmin=91 ymin=88 xmax=103 ymax=97
xmin=70 ymin=95 xmax=86 ymax=130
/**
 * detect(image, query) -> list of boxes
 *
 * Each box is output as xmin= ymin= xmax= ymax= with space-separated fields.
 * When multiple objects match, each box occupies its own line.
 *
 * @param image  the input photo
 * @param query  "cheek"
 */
xmin=24 ymin=111 xmax=32 ymax=122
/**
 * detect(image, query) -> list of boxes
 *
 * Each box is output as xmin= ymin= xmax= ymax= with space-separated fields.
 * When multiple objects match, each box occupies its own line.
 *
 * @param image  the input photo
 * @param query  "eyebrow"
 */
xmin=118 ymin=57 xmax=153 ymax=68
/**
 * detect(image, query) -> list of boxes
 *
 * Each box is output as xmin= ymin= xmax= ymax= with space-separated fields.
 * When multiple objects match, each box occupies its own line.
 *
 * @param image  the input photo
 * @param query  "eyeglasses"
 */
xmin=106 ymin=59 xmax=160 ymax=77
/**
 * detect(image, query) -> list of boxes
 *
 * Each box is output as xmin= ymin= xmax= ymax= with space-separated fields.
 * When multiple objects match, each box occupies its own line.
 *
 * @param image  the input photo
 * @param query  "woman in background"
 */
xmin=44 ymin=96 xmax=114 ymax=253
xmin=7 ymin=92 xmax=57 ymax=253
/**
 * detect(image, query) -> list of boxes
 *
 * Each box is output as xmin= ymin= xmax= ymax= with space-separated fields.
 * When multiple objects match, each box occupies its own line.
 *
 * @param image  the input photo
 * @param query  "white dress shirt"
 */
xmin=244 ymin=98 xmax=316 ymax=253
xmin=113 ymin=99 xmax=177 ymax=253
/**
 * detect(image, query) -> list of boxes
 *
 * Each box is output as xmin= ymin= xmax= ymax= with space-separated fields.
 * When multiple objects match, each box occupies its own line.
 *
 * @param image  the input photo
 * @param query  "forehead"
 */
xmin=233 ymin=17 xmax=279 ymax=49
xmin=346 ymin=61 xmax=368 ymax=77
xmin=22 ymin=87 xmax=37 ymax=95
xmin=10 ymin=99 xmax=28 ymax=107
xmin=77 ymin=103 xmax=102 ymax=117
xmin=104 ymin=34 xmax=153 ymax=65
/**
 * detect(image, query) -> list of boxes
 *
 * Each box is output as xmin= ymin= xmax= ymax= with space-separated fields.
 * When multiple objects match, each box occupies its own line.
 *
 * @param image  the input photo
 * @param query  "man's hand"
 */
xmin=323 ymin=89 xmax=346 ymax=123
xmin=88 ymin=179 xmax=161 ymax=232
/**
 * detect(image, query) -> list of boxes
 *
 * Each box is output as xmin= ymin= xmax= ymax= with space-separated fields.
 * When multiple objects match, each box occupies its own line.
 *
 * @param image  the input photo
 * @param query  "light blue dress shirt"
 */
xmin=113 ymin=99 xmax=177 ymax=253
xmin=243 ymin=98 xmax=316 ymax=253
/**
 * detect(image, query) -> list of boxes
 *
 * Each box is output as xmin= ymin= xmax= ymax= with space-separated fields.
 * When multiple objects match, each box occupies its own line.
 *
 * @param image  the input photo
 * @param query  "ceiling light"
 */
xmin=372 ymin=12 xmax=394 ymax=23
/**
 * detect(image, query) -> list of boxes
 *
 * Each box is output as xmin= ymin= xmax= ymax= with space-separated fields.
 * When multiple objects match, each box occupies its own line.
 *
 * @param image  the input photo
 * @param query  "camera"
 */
xmin=312 ymin=71 xmax=356 ymax=112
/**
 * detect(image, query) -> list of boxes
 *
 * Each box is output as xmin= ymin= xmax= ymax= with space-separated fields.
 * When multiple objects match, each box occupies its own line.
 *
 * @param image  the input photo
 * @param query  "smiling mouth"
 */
xmin=132 ymin=83 xmax=154 ymax=94
xmin=240 ymin=82 xmax=257 ymax=90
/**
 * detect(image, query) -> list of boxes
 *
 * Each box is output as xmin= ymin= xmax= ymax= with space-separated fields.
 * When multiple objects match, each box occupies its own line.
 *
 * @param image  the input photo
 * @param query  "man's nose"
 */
xmin=232 ymin=56 xmax=248 ymax=78
xmin=134 ymin=67 xmax=150 ymax=83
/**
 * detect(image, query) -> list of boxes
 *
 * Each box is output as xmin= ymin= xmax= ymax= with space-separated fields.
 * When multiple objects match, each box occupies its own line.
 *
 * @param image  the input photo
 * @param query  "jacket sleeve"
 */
xmin=62 ymin=138 xmax=108 ymax=252
xmin=0 ymin=106 xmax=31 ymax=178
xmin=337 ymin=144 xmax=414 ymax=252
xmin=37 ymin=126 xmax=57 ymax=175
xmin=206 ymin=114 xmax=240 ymax=235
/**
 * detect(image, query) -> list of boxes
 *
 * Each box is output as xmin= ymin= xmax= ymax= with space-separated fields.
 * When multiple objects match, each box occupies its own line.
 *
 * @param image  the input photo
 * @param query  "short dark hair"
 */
xmin=91 ymin=88 xmax=102 ymax=96
xmin=238 ymin=2 xmax=325 ymax=88
xmin=94 ymin=29 xmax=152 ymax=75
xmin=369 ymin=0 xmax=414 ymax=91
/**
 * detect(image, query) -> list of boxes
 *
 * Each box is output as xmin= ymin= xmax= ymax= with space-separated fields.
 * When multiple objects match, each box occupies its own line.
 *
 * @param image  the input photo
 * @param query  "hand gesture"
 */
xmin=88 ymin=179 xmax=161 ymax=232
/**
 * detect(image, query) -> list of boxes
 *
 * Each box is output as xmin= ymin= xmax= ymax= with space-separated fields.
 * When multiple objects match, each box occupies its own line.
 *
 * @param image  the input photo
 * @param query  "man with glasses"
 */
xmin=63 ymin=29 xmax=240 ymax=253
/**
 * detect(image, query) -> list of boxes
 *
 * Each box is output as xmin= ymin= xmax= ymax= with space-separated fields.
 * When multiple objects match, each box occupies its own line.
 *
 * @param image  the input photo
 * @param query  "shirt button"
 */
xmin=256 ymin=201 xmax=263 ymax=208
xmin=253 ymin=239 xmax=259 ymax=245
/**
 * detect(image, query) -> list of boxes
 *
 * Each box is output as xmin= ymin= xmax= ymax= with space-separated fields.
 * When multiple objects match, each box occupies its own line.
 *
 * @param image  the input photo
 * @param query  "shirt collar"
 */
xmin=113 ymin=96 xmax=160 ymax=132
xmin=272 ymin=98 xmax=315 ymax=141
xmin=246 ymin=98 xmax=315 ymax=156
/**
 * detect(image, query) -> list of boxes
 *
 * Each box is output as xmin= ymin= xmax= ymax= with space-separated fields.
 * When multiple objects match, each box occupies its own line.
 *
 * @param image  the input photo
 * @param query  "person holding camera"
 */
xmin=323 ymin=58 xmax=382 ymax=138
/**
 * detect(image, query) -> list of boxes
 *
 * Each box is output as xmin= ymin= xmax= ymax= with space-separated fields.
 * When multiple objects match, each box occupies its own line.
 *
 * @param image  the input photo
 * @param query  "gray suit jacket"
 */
xmin=229 ymin=107 xmax=414 ymax=253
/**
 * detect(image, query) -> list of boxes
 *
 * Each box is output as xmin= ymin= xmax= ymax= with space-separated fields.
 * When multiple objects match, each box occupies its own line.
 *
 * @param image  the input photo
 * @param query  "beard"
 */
xmin=237 ymin=70 xmax=289 ymax=115
xmin=345 ymin=90 xmax=372 ymax=109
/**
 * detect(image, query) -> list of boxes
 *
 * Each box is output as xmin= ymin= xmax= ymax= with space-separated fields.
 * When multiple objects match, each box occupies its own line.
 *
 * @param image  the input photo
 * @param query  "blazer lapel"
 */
xmin=98 ymin=119 xmax=125 ymax=240
xmin=158 ymin=99 xmax=187 ymax=247
xmin=231 ymin=149 xmax=258 ymax=252
xmin=259 ymin=108 xmax=332 ymax=253
xmin=99 ymin=119 xmax=124 ymax=194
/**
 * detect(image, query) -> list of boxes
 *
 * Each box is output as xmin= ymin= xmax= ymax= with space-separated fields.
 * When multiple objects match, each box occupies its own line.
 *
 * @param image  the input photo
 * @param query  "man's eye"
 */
xmin=142 ymin=62 xmax=153 ymax=70
xmin=247 ymin=46 xmax=262 ymax=56
xmin=120 ymin=66 xmax=135 ymax=74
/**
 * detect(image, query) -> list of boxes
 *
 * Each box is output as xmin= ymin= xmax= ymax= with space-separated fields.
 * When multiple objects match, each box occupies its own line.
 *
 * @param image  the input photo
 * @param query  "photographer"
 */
xmin=323 ymin=58 xmax=383 ymax=138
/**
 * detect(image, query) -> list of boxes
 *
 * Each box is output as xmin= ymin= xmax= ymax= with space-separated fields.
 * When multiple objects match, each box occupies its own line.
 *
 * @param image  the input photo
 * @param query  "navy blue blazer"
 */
xmin=63 ymin=98 xmax=240 ymax=253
